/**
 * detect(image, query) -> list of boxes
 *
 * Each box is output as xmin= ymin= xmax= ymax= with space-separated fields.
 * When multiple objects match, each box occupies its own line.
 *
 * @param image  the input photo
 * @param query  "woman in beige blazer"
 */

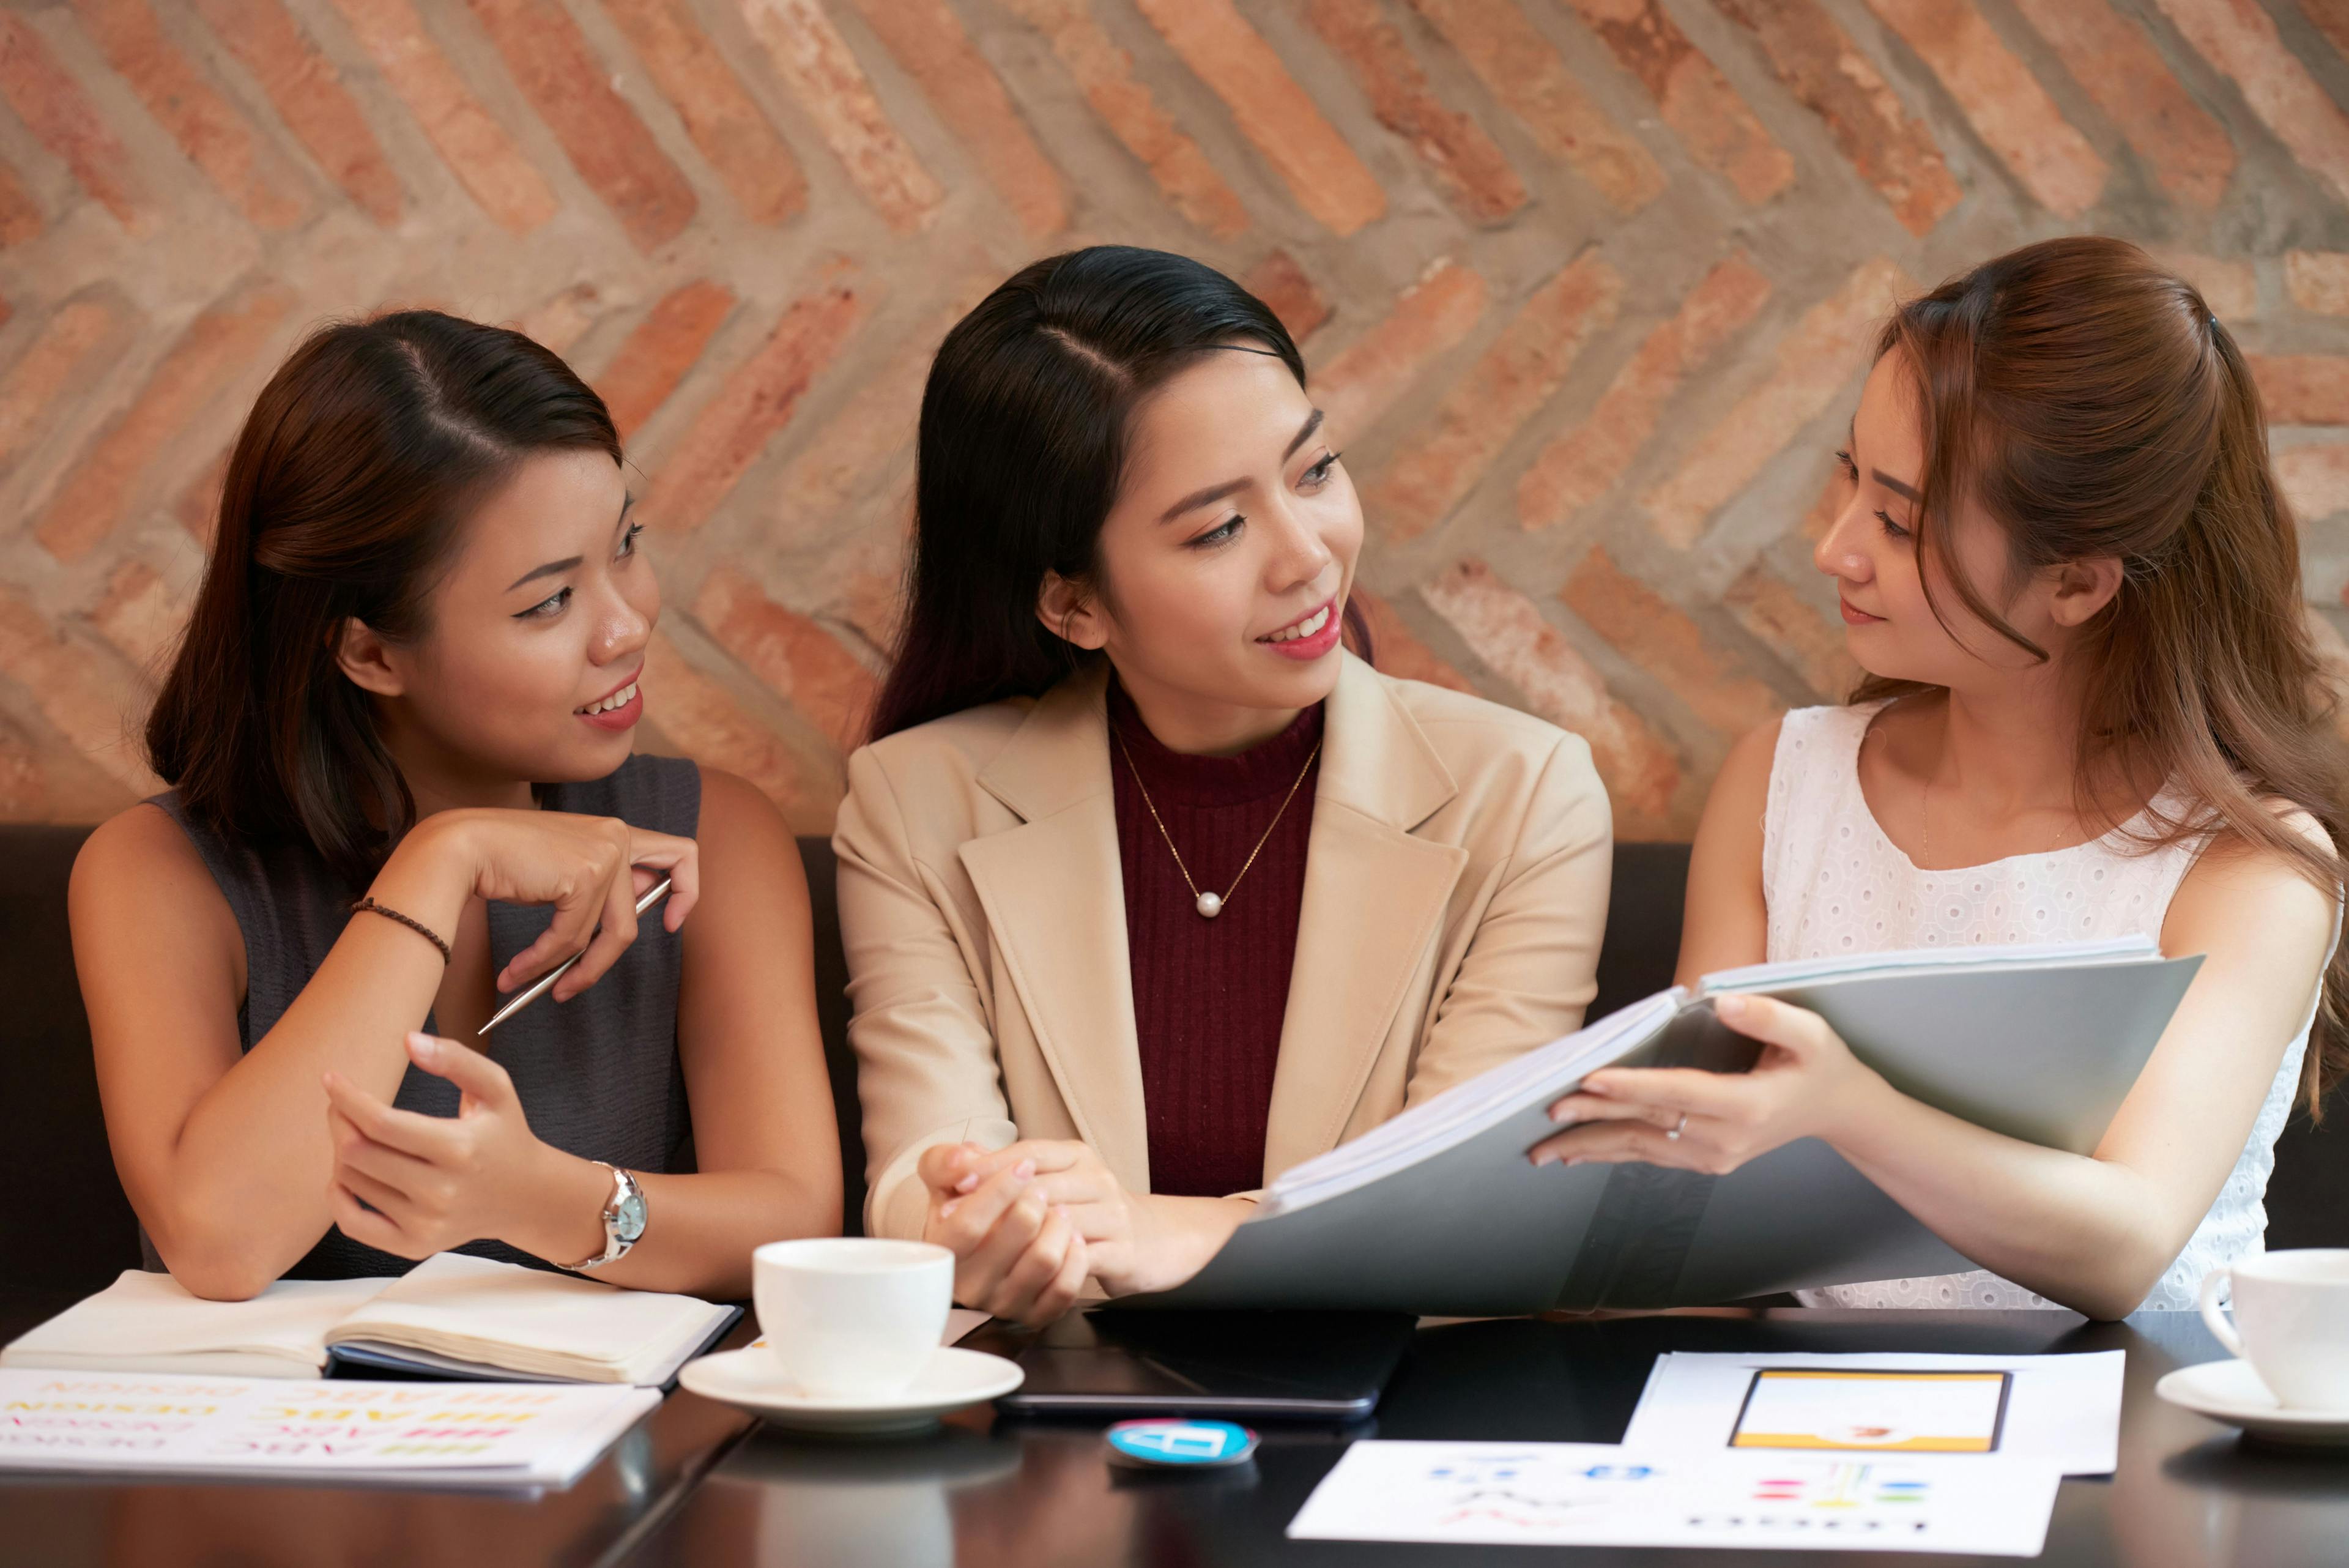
xmin=836 ymin=248 xmax=1612 ymax=1323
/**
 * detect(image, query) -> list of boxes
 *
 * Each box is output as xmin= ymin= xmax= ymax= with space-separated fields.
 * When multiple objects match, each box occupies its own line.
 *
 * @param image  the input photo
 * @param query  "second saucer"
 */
xmin=2154 ymin=1359 xmax=2349 ymax=1447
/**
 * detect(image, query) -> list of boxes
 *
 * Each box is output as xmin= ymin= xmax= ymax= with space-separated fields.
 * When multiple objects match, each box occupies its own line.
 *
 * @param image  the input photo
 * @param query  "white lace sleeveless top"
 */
xmin=1764 ymin=700 xmax=2317 ymax=1311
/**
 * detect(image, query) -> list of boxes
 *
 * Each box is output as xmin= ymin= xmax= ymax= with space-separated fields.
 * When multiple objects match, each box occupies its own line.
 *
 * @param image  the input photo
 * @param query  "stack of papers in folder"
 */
xmin=1264 ymin=991 xmax=1681 ymax=1216
xmin=1129 ymin=937 xmax=2201 ymax=1314
xmin=0 ymin=1252 xmax=737 ymax=1387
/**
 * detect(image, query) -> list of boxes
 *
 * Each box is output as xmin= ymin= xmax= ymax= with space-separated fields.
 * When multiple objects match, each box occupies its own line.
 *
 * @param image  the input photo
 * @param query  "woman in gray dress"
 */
xmin=69 ymin=311 xmax=841 ymax=1301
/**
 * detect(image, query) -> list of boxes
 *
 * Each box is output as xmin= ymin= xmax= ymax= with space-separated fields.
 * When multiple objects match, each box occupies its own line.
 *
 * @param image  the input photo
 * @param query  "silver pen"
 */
xmin=477 ymin=877 xmax=673 ymax=1037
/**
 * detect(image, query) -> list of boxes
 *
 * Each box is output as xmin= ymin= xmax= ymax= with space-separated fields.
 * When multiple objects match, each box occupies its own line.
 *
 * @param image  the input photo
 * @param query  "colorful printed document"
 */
xmin=1286 ymin=1441 xmax=2060 ymax=1555
xmin=0 ymin=1369 xmax=658 ymax=1487
xmin=1622 ymin=1350 xmax=2124 ymax=1474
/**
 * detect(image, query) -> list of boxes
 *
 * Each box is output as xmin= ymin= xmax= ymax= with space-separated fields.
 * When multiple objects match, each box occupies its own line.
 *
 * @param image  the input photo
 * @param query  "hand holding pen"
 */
xmin=357 ymin=809 xmax=697 ymax=1017
xmin=479 ymin=875 xmax=674 ymax=1036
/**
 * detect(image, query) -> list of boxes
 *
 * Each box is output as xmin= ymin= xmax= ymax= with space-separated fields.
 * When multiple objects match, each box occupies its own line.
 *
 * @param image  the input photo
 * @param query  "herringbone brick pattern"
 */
xmin=1 ymin=0 xmax=2345 ymax=838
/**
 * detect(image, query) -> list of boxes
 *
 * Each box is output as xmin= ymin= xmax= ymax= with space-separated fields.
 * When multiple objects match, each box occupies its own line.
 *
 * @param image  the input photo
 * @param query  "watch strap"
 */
xmin=563 ymin=1162 xmax=642 ymax=1273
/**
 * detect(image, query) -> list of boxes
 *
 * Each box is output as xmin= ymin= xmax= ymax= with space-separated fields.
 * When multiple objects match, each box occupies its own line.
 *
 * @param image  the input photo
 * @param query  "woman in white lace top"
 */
xmin=1531 ymin=238 xmax=2347 ymax=1318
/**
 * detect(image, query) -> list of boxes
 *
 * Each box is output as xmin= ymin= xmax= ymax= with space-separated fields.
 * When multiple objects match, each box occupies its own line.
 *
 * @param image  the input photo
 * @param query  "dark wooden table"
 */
xmin=634 ymin=1310 xmax=2349 ymax=1568
xmin=7 ymin=1293 xmax=2346 ymax=1567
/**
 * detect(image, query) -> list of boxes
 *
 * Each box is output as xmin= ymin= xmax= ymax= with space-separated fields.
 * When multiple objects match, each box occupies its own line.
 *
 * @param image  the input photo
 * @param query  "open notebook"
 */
xmin=0 ymin=1252 xmax=738 ymax=1388
xmin=1125 ymin=937 xmax=2202 ymax=1315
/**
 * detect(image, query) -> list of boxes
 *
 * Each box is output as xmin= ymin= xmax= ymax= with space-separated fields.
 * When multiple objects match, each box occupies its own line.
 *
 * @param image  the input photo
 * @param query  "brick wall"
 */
xmin=0 ymin=0 xmax=2345 ymax=839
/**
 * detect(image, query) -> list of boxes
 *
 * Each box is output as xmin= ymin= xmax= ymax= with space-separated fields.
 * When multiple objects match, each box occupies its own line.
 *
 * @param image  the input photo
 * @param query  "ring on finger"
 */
xmin=1665 ymin=1112 xmax=1688 ymax=1142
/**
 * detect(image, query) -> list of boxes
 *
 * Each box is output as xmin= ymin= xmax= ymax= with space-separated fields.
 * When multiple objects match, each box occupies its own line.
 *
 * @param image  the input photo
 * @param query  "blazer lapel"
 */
xmin=956 ymin=666 xmax=1153 ymax=1196
xmin=1262 ymin=654 xmax=1467 ymax=1180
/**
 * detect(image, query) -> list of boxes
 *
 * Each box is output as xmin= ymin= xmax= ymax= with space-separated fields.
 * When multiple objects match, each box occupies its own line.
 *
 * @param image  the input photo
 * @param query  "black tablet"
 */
xmin=987 ymin=1308 xmax=1416 ymax=1419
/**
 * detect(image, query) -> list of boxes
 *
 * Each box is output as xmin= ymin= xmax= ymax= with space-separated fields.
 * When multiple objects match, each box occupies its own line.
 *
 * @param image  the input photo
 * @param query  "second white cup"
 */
xmin=2198 ymin=1248 xmax=2349 ymax=1410
xmin=754 ymin=1238 xmax=954 ymax=1400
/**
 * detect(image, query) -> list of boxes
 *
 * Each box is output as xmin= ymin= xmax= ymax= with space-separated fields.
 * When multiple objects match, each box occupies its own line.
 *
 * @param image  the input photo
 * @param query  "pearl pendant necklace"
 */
xmin=1113 ymin=726 xmax=1321 ymax=920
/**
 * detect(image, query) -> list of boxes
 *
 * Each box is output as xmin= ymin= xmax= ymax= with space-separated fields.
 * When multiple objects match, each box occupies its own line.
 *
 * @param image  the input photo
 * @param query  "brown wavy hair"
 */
xmin=1855 ymin=236 xmax=2347 ymax=1113
xmin=146 ymin=311 xmax=622 ymax=888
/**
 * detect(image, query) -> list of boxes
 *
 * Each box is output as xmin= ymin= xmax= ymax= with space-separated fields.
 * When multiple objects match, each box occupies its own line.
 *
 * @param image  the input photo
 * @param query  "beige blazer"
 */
xmin=832 ymin=652 xmax=1613 ymax=1241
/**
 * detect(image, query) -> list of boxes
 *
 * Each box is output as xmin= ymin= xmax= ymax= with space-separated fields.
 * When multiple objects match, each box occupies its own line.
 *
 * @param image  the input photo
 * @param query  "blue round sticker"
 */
xmin=1104 ymin=1419 xmax=1259 ymax=1468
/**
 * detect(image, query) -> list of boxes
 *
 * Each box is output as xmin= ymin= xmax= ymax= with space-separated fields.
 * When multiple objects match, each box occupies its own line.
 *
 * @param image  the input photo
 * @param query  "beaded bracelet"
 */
xmin=349 ymin=896 xmax=454 ymax=965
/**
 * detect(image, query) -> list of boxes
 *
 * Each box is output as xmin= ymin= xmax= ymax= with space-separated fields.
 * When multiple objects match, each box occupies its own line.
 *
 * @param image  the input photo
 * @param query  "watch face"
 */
xmin=614 ymin=1184 xmax=648 ymax=1243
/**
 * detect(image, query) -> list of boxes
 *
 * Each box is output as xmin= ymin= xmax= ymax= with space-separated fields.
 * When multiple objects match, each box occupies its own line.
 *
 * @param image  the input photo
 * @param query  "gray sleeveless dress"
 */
xmin=149 ymin=754 xmax=700 ymax=1279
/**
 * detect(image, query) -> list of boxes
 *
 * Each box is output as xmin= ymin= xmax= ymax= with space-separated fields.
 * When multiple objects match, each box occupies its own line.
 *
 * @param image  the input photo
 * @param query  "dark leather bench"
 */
xmin=5 ymin=827 xmax=2336 ymax=1296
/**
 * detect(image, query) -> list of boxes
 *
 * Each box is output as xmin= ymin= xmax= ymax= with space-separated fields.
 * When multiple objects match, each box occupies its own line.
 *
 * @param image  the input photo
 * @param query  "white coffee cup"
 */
xmin=754 ymin=1238 xmax=954 ymax=1400
xmin=2198 ymin=1249 xmax=2349 ymax=1410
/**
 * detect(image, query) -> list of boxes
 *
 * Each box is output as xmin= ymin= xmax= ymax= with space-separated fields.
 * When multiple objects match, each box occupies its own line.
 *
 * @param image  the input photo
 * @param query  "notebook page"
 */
xmin=0 ymin=1270 xmax=388 ymax=1378
xmin=325 ymin=1253 xmax=730 ymax=1385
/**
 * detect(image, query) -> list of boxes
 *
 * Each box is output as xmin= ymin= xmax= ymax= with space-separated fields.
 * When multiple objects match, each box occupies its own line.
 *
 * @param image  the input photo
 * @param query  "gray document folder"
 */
xmin=1125 ymin=943 xmax=2202 ymax=1316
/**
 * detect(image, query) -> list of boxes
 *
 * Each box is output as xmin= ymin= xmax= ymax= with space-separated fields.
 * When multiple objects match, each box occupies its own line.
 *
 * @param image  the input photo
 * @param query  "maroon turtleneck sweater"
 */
xmin=1108 ymin=680 xmax=1324 ymax=1198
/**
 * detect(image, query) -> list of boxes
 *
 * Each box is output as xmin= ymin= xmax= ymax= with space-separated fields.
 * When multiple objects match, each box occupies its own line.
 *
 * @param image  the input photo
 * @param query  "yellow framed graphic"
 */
xmin=1728 ymin=1369 xmax=2012 ymax=1454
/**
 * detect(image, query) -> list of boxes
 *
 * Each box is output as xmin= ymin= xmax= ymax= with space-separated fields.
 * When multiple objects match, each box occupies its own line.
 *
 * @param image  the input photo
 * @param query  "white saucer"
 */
xmin=2155 ymin=1358 xmax=2349 ymax=1446
xmin=680 ymin=1346 xmax=1024 ymax=1436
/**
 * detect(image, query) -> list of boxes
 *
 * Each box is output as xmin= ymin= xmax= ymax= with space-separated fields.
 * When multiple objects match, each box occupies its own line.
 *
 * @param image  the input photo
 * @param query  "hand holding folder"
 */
xmin=1124 ymin=937 xmax=2200 ymax=1315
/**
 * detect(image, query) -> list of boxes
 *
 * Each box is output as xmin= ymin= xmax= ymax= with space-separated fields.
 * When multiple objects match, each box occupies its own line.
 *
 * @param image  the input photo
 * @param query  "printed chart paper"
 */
xmin=1624 ymin=1350 xmax=2124 ymax=1474
xmin=1286 ymin=1441 xmax=2059 ymax=1556
xmin=0 ymin=1369 xmax=657 ymax=1487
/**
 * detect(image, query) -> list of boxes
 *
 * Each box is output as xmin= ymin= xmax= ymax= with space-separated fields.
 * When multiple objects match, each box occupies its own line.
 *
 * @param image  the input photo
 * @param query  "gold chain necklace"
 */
xmin=1113 ymin=727 xmax=1321 ymax=919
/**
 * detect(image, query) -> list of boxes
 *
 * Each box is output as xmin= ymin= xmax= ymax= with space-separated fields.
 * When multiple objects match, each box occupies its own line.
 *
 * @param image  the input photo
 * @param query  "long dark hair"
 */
xmin=868 ymin=245 xmax=1368 ymax=740
xmin=1857 ymin=236 xmax=2349 ymax=1110
xmin=146 ymin=310 xmax=623 ymax=888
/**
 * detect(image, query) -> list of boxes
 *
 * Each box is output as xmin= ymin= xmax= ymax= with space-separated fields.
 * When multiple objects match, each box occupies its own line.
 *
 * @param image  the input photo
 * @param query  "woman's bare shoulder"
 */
xmin=1705 ymin=715 xmax=1784 ymax=824
xmin=2184 ymin=795 xmax=2338 ymax=879
xmin=73 ymin=801 xmax=214 ymax=901
xmin=70 ymin=802 xmax=243 ymax=989
xmin=694 ymin=765 xmax=806 ymax=866
xmin=2167 ymin=796 xmax=2339 ymax=949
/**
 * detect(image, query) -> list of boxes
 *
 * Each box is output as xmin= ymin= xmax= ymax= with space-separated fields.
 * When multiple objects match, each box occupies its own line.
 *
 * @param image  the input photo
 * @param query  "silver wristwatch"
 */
xmin=563 ymin=1162 xmax=647 ymax=1272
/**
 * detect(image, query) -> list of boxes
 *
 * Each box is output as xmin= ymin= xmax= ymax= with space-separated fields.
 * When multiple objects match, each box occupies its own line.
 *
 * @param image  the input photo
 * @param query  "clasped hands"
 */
xmin=1527 ymin=994 xmax=1889 ymax=1174
xmin=918 ymin=1139 xmax=1165 ymax=1325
